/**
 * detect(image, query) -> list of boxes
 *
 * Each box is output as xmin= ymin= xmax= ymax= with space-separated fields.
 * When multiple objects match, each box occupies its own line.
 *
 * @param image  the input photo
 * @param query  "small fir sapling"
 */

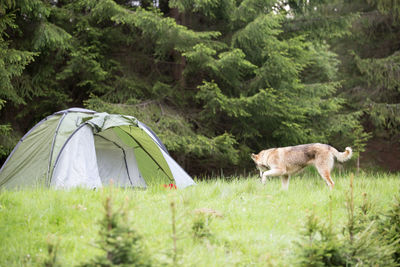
xmin=79 ymin=195 xmax=152 ymax=267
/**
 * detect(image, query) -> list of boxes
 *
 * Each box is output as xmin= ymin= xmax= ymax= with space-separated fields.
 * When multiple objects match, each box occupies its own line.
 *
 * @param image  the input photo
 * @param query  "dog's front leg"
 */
xmin=261 ymin=169 xmax=285 ymax=184
xmin=281 ymin=175 xmax=290 ymax=190
xmin=257 ymin=165 xmax=266 ymax=179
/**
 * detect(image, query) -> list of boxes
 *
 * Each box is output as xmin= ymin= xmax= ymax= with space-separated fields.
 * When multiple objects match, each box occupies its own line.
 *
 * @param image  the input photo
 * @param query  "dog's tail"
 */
xmin=331 ymin=146 xmax=353 ymax=162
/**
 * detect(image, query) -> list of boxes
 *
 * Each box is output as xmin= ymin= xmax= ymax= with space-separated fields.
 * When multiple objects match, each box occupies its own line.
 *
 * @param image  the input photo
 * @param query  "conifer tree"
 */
xmin=0 ymin=0 xmax=374 ymax=174
xmin=295 ymin=211 xmax=345 ymax=266
xmin=278 ymin=0 xmax=400 ymax=169
xmin=0 ymin=0 xmax=36 ymax=156
xmin=178 ymin=0 xmax=361 ymax=169
xmin=328 ymin=0 xmax=400 ymax=144
xmin=80 ymin=196 xmax=152 ymax=267
xmin=379 ymin=194 xmax=400 ymax=264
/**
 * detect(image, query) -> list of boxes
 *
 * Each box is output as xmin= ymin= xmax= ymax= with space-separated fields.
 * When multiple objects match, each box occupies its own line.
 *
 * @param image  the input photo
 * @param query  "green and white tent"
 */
xmin=0 ymin=108 xmax=195 ymax=189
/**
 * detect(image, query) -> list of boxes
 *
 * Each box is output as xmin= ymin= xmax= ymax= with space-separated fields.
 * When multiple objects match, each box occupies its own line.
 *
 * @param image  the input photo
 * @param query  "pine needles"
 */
xmin=295 ymin=174 xmax=400 ymax=266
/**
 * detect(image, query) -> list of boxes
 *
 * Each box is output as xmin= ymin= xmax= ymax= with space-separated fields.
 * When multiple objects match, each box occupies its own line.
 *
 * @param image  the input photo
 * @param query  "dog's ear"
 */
xmin=251 ymin=153 xmax=256 ymax=160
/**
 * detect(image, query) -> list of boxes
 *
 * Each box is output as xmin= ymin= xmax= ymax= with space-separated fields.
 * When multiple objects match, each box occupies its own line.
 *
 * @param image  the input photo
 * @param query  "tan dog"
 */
xmin=251 ymin=143 xmax=352 ymax=190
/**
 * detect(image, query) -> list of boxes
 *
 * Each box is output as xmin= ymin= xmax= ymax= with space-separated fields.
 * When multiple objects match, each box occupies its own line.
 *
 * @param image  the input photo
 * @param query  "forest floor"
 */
xmin=361 ymin=136 xmax=400 ymax=172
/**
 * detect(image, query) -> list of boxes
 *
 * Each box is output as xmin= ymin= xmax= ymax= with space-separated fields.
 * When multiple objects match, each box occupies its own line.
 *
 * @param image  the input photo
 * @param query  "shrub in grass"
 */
xmin=40 ymin=235 xmax=62 ymax=267
xmin=79 ymin=196 xmax=152 ymax=267
xmin=379 ymin=193 xmax=400 ymax=264
xmin=192 ymin=214 xmax=213 ymax=240
xmin=342 ymin=178 xmax=397 ymax=266
xmin=295 ymin=207 xmax=397 ymax=267
xmin=294 ymin=211 xmax=346 ymax=267
xmin=192 ymin=208 xmax=222 ymax=241
xmin=343 ymin=221 xmax=397 ymax=266
xmin=295 ymin=176 xmax=398 ymax=266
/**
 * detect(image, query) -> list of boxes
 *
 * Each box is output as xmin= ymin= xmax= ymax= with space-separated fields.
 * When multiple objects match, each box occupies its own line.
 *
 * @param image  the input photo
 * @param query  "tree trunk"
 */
xmin=170 ymin=8 xmax=186 ymax=88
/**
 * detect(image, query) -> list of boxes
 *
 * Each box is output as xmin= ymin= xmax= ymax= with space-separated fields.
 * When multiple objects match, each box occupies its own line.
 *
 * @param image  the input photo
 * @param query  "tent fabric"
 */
xmin=160 ymin=149 xmax=195 ymax=188
xmin=137 ymin=121 xmax=169 ymax=154
xmin=0 ymin=108 xmax=196 ymax=189
xmin=51 ymin=124 xmax=102 ymax=189
xmin=116 ymin=125 xmax=174 ymax=180
xmin=94 ymin=129 xmax=146 ymax=187
xmin=49 ymin=112 xmax=94 ymax=171
xmin=85 ymin=113 xmax=138 ymax=132
xmin=0 ymin=115 xmax=60 ymax=188
xmin=54 ymin=107 xmax=96 ymax=115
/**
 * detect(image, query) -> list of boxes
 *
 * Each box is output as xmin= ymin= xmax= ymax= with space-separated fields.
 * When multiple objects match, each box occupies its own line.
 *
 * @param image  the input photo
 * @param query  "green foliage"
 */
xmin=232 ymin=13 xmax=283 ymax=66
xmin=1 ymin=0 xmax=392 ymax=174
xmin=42 ymin=235 xmax=62 ymax=267
xmin=370 ymin=0 xmax=400 ymax=22
xmin=192 ymin=214 xmax=213 ymax=240
xmin=32 ymin=22 xmax=71 ymax=52
xmin=379 ymin=193 xmax=400 ymax=264
xmin=355 ymin=51 xmax=400 ymax=92
xmin=353 ymin=52 xmax=400 ymax=136
xmin=0 ymin=100 xmax=12 ymax=158
xmin=0 ymin=0 xmax=36 ymax=158
xmin=79 ymin=196 xmax=152 ymax=267
xmin=196 ymin=81 xmax=251 ymax=118
xmin=0 ymin=5 xmax=36 ymax=104
xmin=0 ymin=124 xmax=11 ymax=158
xmin=295 ymin=178 xmax=399 ymax=266
xmin=351 ymin=125 xmax=372 ymax=158
xmin=170 ymin=0 xmax=236 ymax=21
xmin=111 ymin=5 xmax=222 ymax=57
xmin=283 ymin=0 xmax=356 ymax=40
xmin=342 ymin=177 xmax=397 ymax=266
xmin=57 ymin=46 xmax=109 ymax=93
xmin=344 ymin=220 xmax=397 ymax=266
xmin=330 ymin=0 xmax=400 ymax=141
xmin=295 ymin=211 xmax=345 ymax=266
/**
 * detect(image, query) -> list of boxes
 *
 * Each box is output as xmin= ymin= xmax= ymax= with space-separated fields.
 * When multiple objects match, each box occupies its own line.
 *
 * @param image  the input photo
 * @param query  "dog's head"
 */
xmin=250 ymin=153 xmax=258 ymax=163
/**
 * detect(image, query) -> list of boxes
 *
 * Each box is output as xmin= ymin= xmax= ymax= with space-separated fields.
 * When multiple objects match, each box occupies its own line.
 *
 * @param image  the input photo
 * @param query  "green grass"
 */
xmin=0 ymin=171 xmax=399 ymax=266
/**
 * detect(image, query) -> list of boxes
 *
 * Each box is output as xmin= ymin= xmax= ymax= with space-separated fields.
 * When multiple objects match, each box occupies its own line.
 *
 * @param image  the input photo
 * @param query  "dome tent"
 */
xmin=0 ymin=108 xmax=195 ymax=189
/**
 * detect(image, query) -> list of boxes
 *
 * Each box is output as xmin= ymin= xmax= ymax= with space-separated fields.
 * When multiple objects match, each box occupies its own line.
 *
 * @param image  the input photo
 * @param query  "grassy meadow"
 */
xmin=0 ymin=171 xmax=399 ymax=266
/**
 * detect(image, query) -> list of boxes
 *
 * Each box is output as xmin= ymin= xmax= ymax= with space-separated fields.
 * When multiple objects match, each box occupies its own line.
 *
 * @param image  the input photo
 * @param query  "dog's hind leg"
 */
xmin=261 ymin=168 xmax=285 ymax=184
xmin=281 ymin=175 xmax=290 ymax=190
xmin=315 ymin=156 xmax=335 ymax=189
xmin=316 ymin=167 xmax=334 ymax=189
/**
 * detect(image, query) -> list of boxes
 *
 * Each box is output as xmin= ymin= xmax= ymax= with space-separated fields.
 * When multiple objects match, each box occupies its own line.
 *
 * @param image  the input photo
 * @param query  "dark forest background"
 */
xmin=1 ymin=0 xmax=399 ymax=176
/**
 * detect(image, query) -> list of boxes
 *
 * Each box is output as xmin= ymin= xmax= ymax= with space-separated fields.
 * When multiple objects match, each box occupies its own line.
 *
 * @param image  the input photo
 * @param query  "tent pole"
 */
xmin=46 ymin=113 xmax=67 ymax=185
